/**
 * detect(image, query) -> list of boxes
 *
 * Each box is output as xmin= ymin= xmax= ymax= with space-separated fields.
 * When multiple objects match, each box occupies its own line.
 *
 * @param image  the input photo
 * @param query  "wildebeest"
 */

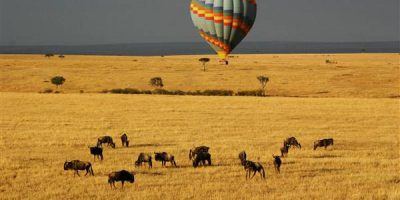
xmin=189 ymin=146 xmax=210 ymax=160
xmin=97 ymin=136 xmax=116 ymax=148
xmin=108 ymin=170 xmax=135 ymax=189
xmin=272 ymin=155 xmax=282 ymax=173
xmin=154 ymin=152 xmax=177 ymax=167
xmin=121 ymin=133 xmax=129 ymax=147
xmin=280 ymin=144 xmax=290 ymax=157
xmin=193 ymin=151 xmax=212 ymax=168
xmin=135 ymin=153 xmax=152 ymax=168
xmin=64 ymin=160 xmax=94 ymax=176
xmin=238 ymin=151 xmax=247 ymax=166
xmin=314 ymin=138 xmax=334 ymax=150
xmin=89 ymin=146 xmax=103 ymax=161
xmin=284 ymin=137 xmax=302 ymax=149
xmin=243 ymin=160 xmax=265 ymax=179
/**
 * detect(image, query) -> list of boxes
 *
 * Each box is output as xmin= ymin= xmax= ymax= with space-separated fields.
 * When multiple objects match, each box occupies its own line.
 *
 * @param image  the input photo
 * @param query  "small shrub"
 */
xmin=141 ymin=90 xmax=152 ymax=94
xmin=186 ymin=90 xmax=202 ymax=96
xmin=109 ymin=88 xmax=142 ymax=94
xmin=326 ymin=59 xmax=337 ymax=64
xmin=170 ymin=90 xmax=186 ymax=95
xmin=257 ymin=76 xmax=269 ymax=96
xmin=152 ymin=89 xmax=170 ymax=95
xmin=149 ymin=77 xmax=164 ymax=88
xmin=237 ymin=90 xmax=264 ymax=96
xmin=124 ymin=88 xmax=141 ymax=94
xmin=202 ymin=90 xmax=234 ymax=96
xmin=109 ymin=88 xmax=124 ymax=94
xmin=51 ymin=76 xmax=66 ymax=88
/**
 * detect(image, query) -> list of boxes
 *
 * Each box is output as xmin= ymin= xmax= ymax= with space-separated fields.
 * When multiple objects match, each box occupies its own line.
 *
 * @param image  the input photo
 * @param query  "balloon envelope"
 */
xmin=190 ymin=0 xmax=257 ymax=59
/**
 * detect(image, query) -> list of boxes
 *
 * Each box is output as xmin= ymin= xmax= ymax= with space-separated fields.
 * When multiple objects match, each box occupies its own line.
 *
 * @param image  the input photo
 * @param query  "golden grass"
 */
xmin=0 ymin=92 xmax=399 ymax=199
xmin=0 ymin=53 xmax=399 ymax=98
xmin=0 ymin=53 xmax=399 ymax=199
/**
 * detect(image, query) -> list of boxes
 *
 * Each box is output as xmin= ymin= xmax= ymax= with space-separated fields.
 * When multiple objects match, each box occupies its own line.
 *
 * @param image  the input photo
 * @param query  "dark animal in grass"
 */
xmin=314 ymin=138 xmax=334 ymax=150
xmin=238 ymin=151 xmax=247 ymax=166
xmin=108 ymin=170 xmax=135 ymax=189
xmin=272 ymin=155 xmax=282 ymax=173
xmin=121 ymin=133 xmax=129 ymax=147
xmin=154 ymin=152 xmax=177 ymax=167
xmin=193 ymin=151 xmax=212 ymax=168
xmin=284 ymin=137 xmax=302 ymax=149
xmin=189 ymin=146 xmax=210 ymax=160
xmin=135 ymin=153 xmax=152 ymax=168
xmin=64 ymin=160 xmax=94 ymax=176
xmin=243 ymin=160 xmax=265 ymax=179
xmin=89 ymin=146 xmax=103 ymax=161
xmin=280 ymin=144 xmax=290 ymax=157
xmin=97 ymin=136 xmax=116 ymax=148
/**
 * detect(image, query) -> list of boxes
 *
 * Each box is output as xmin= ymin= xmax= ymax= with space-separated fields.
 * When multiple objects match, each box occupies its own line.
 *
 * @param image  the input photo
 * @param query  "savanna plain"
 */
xmin=0 ymin=53 xmax=399 ymax=199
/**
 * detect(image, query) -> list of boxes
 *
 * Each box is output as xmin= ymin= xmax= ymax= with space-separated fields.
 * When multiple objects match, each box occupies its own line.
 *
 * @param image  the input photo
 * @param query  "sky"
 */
xmin=0 ymin=0 xmax=399 ymax=45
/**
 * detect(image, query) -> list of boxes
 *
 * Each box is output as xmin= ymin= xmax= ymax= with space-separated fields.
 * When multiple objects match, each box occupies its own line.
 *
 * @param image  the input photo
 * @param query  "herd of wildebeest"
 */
xmin=63 ymin=133 xmax=334 ymax=188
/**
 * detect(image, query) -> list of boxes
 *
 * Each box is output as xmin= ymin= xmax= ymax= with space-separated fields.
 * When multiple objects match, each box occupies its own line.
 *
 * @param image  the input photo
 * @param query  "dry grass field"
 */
xmin=0 ymin=53 xmax=398 ymax=98
xmin=0 ymin=54 xmax=399 ymax=199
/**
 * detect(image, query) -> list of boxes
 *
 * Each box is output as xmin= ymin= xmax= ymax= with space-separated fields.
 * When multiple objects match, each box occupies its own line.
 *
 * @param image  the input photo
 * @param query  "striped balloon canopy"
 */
xmin=190 ymin=0 xmax=257 ymax=59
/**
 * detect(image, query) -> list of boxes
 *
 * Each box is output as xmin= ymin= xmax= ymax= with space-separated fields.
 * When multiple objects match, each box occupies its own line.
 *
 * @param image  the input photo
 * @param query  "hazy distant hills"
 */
xmin=0 ymin=41 xmax=398 ymax=56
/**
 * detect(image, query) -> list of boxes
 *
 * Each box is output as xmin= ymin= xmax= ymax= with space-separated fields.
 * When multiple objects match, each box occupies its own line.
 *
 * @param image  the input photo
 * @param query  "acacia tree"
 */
xmin=257 ymin=75 xmax=269 ymax=96
xmin=51 ymin=76 xmax=66 ymax=89
xmin=149 ymin=77 xmax=164 ymax=88
xmin=199 ymin=58 xmax=210 ymax=71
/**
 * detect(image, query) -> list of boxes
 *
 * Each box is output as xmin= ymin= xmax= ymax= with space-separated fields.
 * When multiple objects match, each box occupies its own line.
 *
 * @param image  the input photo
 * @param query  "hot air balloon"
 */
xmin=190 ymin=0 xmax=257 ymax=60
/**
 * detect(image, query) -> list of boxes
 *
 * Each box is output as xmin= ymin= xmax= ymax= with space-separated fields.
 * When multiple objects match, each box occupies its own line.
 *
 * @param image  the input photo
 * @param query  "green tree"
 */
xmin=199 ymin=58 xmax=210 ymax=71
xmin=51 ymin=76 xmax=66 ymax=88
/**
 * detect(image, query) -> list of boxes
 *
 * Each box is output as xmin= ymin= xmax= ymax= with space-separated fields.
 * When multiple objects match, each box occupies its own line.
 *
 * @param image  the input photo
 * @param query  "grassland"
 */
xmin=0 ymin=54 xmax=398 ymax=98
xmin=0 ymin=54 xmax=399 ymax=199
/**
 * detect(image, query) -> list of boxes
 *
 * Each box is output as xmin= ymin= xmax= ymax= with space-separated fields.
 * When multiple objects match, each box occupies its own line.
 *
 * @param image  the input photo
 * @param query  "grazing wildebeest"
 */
xmin=189 ymin=146 xmax=210 ymax=160
xmin=121 ymin=133 xmax=129 ymax=147
xmin=89 ymin=146 xmax=103 ymax=161
xmin=108 ymin=170 xmax=135 ymax=189
xmin=193 ymin=151 xmax=212 ymax=168
xmin=64 ymin=160 xmax=94 ymax=176
xmin=284 ymin=137 xmax=302 ymax=149
xmin=314 ymin=138 xmax=334 ymax=150
xmin=135 ymin=153 xmax=152 ymax=168
xmin=97 ymin=136 xmax=116 ymax=148
xmin=238 ymin=151 xmax=247 ymax=166
xmin=280 ymin=144 xmax=290 ymax=157
xmin=154 ymin=152 xmax=177 ymax=167
xmin=243 ymin=160 xmax=265 ymax=179
xmin=272 ymin=155 xmax=282 ymax=173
